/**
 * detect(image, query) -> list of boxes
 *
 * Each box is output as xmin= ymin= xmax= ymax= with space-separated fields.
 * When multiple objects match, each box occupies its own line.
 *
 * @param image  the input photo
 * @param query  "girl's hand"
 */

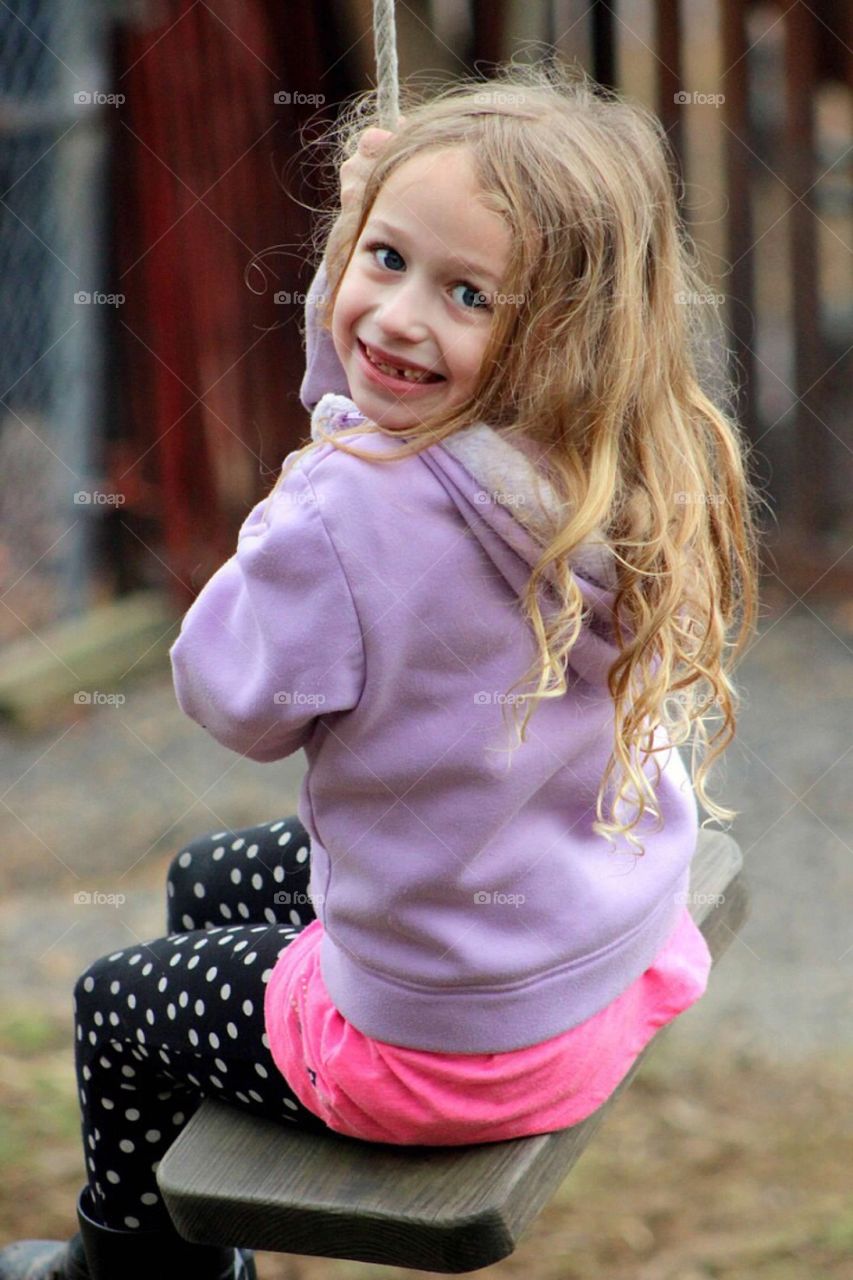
xmin=339 ymin=120 xmax=405 ymax=212
xmin=324 ymin=121 xmax=405 ymax=275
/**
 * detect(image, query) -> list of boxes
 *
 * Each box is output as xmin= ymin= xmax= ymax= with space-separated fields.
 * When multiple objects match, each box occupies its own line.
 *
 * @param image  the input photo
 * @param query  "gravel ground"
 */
xmin=1 ymin=591 xmax=851 ymax=1060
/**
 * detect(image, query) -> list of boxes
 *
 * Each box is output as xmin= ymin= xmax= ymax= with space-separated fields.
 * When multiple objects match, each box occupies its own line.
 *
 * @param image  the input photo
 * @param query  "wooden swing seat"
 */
xmin=157 ymin=829 xmax=748 ymax=1274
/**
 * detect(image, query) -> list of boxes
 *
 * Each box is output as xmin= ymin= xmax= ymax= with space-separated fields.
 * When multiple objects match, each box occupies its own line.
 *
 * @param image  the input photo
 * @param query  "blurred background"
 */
xmin=0 ymin=2 xmax=851 ymax=1278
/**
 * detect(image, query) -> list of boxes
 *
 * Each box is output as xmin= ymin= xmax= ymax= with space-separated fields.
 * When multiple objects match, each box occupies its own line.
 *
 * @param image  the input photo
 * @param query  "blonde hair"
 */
xmin=276 ymin=59 xmax=766 ymax=856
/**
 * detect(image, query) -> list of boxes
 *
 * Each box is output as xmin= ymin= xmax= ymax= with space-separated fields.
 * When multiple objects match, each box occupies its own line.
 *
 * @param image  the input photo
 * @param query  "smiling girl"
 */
xmin=0 ymin=61 xmax=761 ymax=1280
xmin=333 ymin=146 xmax=509 ymax=429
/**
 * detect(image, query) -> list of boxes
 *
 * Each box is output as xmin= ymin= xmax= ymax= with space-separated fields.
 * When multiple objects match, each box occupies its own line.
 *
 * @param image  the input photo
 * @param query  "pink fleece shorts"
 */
xmin=264 ymin=906 xmax=712 ymax=1146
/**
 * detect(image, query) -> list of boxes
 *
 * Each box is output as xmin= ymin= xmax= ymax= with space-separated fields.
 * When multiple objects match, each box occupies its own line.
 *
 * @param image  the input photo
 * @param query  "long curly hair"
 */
xmin=274 ymin=59 xmax=767 ymax=856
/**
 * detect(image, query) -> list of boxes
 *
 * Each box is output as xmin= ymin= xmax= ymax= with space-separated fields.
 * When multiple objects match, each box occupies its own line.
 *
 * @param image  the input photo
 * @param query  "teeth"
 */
xmin=365 ymin=346 xmax=436 ymax=383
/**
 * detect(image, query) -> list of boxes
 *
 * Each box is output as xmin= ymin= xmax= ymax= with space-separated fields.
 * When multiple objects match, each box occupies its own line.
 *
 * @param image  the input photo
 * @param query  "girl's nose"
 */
xmin=375 ymin=280 xmax=429 ymax=342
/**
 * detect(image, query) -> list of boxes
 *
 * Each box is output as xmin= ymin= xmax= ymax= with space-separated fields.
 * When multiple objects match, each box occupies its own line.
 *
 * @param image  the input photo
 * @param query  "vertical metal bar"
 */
xmin=719 ymin=0 xmax=759 ymax=445
xmin=469 ymin=0 xmax=507 ymax=69
xmin=590 ymin=0 xmax=616 ymax=92
xmin=55 ymin=0 xmax=106 ymax=615
xmin=783 ymin=3 xmax=827 ymax=538
xmin=544 ymin=0 xmax=557 ymax=54
xmin=654 ymin=0 xmax=685 ymax=192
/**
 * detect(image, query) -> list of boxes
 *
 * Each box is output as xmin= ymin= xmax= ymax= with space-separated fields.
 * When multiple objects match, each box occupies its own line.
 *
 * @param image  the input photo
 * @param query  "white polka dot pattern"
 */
xmin=72 ymin=817 xmax=327 ymax=1232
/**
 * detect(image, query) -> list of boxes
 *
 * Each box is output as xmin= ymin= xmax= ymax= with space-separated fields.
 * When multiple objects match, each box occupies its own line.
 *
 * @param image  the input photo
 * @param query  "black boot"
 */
xmin=0 ymin=1189 xmax=256 ymax=1280
xmin=75 ymin=1186 xmax=256 ymax=1280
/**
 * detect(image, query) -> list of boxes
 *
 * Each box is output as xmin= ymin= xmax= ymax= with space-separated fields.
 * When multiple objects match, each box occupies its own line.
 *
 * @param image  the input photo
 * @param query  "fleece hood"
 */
xmin=309 ymin=391 xmax=623 ymax=692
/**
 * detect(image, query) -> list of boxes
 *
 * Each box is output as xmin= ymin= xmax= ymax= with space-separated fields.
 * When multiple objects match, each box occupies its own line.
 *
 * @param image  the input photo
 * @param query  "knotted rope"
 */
xmin=372 ymin=0 xmax=400 ymax=129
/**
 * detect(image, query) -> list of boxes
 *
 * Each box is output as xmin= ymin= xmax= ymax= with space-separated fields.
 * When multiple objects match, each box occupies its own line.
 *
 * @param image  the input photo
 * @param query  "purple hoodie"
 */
xmin=169 ymin=263 xmax=699 ymax=1054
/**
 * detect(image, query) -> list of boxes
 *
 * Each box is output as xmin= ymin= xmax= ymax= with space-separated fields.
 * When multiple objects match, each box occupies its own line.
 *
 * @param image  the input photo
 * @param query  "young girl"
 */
xmin=1 ymin=62 xmax=761 ymax=1280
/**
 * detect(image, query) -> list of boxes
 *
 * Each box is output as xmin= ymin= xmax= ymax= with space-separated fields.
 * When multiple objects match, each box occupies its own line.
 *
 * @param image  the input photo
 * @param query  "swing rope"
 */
xmin=372 ymin=0 xmax=400 ymax=130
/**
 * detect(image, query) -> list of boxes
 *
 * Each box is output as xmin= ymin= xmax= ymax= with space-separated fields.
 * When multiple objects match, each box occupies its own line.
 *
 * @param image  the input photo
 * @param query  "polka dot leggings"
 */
xmin=73 ymin=816 xmax=331 ymax=1233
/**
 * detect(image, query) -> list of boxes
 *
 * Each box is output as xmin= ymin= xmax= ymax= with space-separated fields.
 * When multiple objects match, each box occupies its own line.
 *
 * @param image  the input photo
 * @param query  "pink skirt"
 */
xmin=264 ymin=906 xmax=712 ymax=1146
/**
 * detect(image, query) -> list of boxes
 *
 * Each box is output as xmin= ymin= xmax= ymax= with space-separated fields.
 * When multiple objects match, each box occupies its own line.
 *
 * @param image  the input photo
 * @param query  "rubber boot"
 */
xmin=75 ymin=1186 xmax=256 ymax=1280
xmin=0 ymin=1189 xmax=255 ymax=1280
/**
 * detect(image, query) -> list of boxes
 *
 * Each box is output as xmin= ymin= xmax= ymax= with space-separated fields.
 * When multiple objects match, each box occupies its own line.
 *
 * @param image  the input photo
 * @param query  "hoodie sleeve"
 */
xmin=169 ymin=459 xmax=365 ymax=762
xmin=299 ymin=258 xmax=351 ymax=413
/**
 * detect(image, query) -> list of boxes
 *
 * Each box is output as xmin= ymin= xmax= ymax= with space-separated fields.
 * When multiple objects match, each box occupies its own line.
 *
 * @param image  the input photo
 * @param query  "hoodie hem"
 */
xmin=317 ymin=881 xmax=686 ymax=1054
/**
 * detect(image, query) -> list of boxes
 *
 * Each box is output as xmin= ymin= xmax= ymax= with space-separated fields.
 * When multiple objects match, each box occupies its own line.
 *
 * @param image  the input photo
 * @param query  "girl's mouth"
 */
xmin=357 ymin=340 xmax=445 ymax=392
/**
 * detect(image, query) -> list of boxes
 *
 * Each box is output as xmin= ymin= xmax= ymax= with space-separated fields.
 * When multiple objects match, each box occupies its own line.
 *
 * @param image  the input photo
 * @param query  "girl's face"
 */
xmin=331 ymin=148 xmax=511 ymax=432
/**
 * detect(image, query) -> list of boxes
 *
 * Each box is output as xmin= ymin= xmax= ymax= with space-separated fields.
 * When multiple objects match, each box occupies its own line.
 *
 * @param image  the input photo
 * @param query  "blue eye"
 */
xmin=365 ymin=242 xmax=491 ymax=311
xmin=372 ymin=245 xmax=405 ymax=272
xmin=452 ymin=283 xmax=491 ymax=310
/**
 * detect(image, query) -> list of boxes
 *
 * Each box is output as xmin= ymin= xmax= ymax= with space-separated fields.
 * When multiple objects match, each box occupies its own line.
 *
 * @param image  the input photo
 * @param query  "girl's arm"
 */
xmin=170 ymin=459 xmax=364 ymax=761
xmin=299 ymin=126 xmax=400 ymax=414
xmin=298 ymin=256 xmax=350 ymax=413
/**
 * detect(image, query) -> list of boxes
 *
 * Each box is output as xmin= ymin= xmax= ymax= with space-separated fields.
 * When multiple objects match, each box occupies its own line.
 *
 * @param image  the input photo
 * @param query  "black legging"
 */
xmin=73 ymin=816 xmax=331 ymax=1233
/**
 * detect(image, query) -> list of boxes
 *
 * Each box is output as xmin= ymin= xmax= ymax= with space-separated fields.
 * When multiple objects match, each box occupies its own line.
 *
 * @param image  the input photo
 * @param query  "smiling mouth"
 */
xmin=359 ymin=340 xmax=445 ymax=384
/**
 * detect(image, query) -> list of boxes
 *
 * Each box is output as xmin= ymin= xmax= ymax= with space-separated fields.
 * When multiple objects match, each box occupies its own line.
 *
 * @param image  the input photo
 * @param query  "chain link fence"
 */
xmin=0 ymin=0 xmax=114 ymax=644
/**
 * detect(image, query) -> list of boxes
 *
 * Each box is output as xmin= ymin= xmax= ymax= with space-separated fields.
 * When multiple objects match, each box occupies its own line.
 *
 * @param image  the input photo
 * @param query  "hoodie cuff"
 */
xmin=299 ymin=259 xmax=351 ymax=413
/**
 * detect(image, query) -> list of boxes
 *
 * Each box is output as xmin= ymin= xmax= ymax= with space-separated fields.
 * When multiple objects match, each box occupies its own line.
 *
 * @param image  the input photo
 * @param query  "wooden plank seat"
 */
xmin=157 ymin=829 xmax=749 ymax=1274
